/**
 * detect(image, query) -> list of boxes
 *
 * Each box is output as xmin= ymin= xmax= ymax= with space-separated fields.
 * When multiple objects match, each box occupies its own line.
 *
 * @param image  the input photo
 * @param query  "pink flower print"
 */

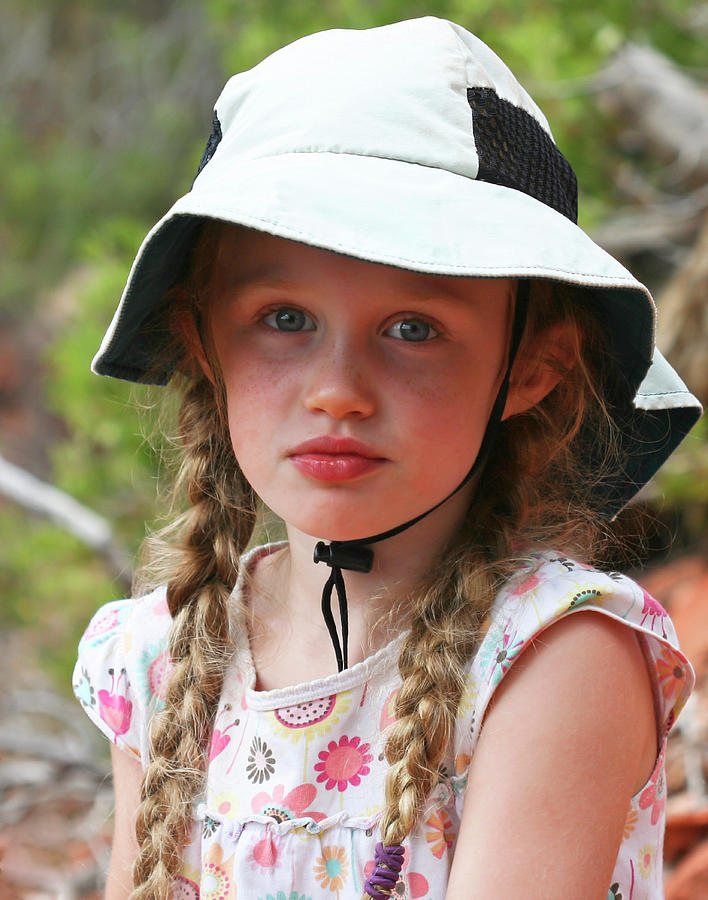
xmin=209 ymin=729 xmax=231 ymax=762
xmin=251 ymin=783 xmax=326 ymax=823
xmin=98 ymin=667 xmax=132 ymax=737
xmin=136 ymin=644 xmax=172 ymax=710
xmin=314 ymin=735 xmax=373 ymax=792
xmin=202 ymin=843 xmax=235 ymax=898
xmin=209 ymin=705 xmax=240 ymax=762
xmin=250 ymin=833 xmax=280 ymax=872
xmin=425 ymin=808 xmax=456 ymax=859
xmin=172 ymin=875 xmax=200 ymax=900
xmin=83 ymin=604 xmax=123 ymax=645
xmin=147 ymin=649 xmax=172 ymax=701
xmin=510 ymin=572 xmax=540 ymax=596
xmin=363 ymin=846 xmax=429 ymax=899
xmin=641 ymin=590 xmax=668 ymax=638
xmin=655 ymin=649 xmax=688 ymax=703
xmin=210 ymin=790 xmax=240 ymax=819
xmin=639 ymin=750 xmax=666 ymax=826
xmin=637 ymin=842 xmax=656 ymax=879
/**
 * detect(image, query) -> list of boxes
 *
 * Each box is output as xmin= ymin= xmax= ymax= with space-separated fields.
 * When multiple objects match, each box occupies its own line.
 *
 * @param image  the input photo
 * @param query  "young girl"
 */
xmin=73 ymin=17 xmax=701 ymax=900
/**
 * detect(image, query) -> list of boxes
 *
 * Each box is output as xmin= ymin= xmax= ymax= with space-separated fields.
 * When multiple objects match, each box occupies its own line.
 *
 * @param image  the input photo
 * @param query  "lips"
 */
xmin=287 ymin=436 xmax=387 ymax=482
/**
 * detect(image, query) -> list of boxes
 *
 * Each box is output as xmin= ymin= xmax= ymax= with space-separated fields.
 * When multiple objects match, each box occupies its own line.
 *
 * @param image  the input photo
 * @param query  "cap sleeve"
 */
xmin=455 ymin=553 xmax=695 ymax=757
xmin=72 ymin=586 xmax=173 ymax=765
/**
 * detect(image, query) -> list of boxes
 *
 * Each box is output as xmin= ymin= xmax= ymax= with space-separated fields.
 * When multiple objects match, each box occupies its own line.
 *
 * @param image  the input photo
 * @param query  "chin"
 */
xmin=284 ymin=510 xmax=397 ymax=544
xmin=298 ymin=523 xmax=379 ymax=543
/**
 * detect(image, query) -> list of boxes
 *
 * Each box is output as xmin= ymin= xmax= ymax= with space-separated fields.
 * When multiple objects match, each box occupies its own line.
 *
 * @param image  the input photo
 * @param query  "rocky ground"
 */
xmin=0 ymin=553 xmax=707 ymax=899
xmin=0 ymin=629 xmax=112 ymax=900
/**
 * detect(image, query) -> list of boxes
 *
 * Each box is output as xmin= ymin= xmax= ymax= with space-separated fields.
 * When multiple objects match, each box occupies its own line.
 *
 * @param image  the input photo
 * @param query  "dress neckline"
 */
xmin=226 ymin=542 xmax=406 ymax=712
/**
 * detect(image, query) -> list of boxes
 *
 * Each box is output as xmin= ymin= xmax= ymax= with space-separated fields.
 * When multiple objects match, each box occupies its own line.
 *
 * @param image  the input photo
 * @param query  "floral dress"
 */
xmin=73 ymin=546 xmax=693 ymax=900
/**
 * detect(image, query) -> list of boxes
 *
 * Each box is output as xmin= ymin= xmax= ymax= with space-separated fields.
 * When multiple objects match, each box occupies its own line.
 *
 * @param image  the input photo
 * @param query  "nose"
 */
xmin=302 ymin=343 xmax=377 ymax=420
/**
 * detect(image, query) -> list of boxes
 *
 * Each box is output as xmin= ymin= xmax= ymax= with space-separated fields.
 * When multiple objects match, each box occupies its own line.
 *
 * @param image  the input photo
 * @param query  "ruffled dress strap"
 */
xmin=458 ymin=553 xmax=693 ymax=752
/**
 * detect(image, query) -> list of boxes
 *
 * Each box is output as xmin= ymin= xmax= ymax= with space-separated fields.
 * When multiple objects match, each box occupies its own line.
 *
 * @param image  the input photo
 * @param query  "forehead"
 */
xmin=208 ymin=224 xmax=514 ymax=304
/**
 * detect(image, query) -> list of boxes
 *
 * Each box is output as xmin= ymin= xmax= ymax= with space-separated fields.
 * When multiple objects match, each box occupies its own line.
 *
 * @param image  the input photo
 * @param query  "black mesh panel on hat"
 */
xmin=467 ymin=87 xmax=578 ymax=223
xmin=191 ymin=111 xmax=223 ymax=187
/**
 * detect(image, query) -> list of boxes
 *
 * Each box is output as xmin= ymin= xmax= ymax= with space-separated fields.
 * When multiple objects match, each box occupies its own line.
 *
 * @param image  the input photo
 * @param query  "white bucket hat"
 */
xmin=92 ymin=16 xmax=701 ymax=517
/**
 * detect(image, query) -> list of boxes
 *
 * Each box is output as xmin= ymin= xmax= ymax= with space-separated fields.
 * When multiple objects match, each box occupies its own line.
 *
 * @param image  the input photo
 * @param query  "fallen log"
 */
xmin=596 ymin=43 xmax=708 ymax=185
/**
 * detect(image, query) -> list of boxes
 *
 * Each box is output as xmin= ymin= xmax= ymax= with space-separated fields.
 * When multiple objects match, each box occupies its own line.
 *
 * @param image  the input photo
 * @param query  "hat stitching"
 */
xmin=171 ymin=204 xmax=642 ymax=281
xmin=637 ymin=389 xmax=692 ymax=398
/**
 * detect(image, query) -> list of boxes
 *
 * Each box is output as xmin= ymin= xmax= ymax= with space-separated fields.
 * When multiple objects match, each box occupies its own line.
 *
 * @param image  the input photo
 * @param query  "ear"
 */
xmin=173 ymin=305 xmax=217 ymax=385
xmin=502 ymin=320 xmax=579 ymax=420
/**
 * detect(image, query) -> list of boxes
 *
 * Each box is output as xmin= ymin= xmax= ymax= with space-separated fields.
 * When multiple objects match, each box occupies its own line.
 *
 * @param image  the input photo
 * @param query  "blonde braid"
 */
xmin=371 ymin=283 xmax=623 ymax=895
xmin=380 ymin=549 xmax=494 ymax=848
xmin=132 ymin=373 xmax=256 ymax=900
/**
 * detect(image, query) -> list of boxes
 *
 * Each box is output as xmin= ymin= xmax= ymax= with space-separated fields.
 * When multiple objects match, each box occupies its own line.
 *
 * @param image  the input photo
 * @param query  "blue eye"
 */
xmin=264 ymin=307 xmax=315 ymax=332
xmin=386 ymin=319 xmax=438 ymax=342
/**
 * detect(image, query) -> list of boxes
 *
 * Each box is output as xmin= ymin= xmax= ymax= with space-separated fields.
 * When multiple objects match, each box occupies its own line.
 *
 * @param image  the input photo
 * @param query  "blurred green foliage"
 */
xmin=654 ymin=416 xmax=708 ymax=539
xmin=1 ymin=0 xmax=705 ymax=692
xmin=0 ymin=508 xmax=119 ymax=685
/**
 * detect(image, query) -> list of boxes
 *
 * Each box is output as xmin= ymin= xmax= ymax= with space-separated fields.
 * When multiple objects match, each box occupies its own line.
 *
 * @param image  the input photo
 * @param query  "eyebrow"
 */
xmin=386 ymin=274 xmax=514 ymax=306
xmin=223 ymin=276 xmax=473 ymax=310
xmin=396 ymin=277 xmax=472 ymax=300
xmin=218 ymin=268 xmax=513 ymax=306
xmin=220 ymin=273 xmax=300 ymax=291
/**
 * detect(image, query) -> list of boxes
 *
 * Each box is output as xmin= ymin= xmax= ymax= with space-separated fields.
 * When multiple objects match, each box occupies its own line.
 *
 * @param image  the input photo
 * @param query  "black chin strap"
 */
xmin=314 ymin=283 xmax=530 ymax=671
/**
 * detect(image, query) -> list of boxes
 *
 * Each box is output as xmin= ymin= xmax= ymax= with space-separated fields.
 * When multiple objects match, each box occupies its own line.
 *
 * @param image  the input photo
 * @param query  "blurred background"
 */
xmin=0 ymin=0 xmax=706 ymax=897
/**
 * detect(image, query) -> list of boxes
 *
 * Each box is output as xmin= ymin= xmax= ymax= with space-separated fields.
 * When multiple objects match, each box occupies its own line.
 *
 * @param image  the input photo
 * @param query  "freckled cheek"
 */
xmin=396 ymin=376 xmax=493 ymax=469
xmin=395 ymin=367 xmax=479 ymax=421
xmin=221 ymin=359 xmax=297 ymax=459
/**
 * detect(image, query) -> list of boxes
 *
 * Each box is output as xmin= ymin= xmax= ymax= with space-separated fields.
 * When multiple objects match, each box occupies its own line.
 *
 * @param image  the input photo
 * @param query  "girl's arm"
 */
xmin=105 ymin=744 xmax=143 ymax=900
xmin=446 ymin=611 xmax=658 ymax=900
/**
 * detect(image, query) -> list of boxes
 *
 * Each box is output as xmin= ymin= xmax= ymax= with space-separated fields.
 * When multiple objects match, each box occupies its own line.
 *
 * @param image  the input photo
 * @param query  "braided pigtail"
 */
xmin=367 ymin=282 xmax=623 ymax=898
xmin=379 ymin=546 xmax=494 ymax=846
xmin=131 ymin=372 xmax=256 ymax=900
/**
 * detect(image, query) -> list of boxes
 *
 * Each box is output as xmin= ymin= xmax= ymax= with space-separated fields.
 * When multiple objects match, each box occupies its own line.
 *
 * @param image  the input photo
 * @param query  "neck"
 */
xmin=255 ymin=485 xmax=471 ymax=672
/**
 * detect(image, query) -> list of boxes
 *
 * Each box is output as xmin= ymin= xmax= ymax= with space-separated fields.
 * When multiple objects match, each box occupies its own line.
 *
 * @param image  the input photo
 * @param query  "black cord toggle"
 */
xmin=314 ymin=541 xmax=374 ymax=573
xmin=314 ymin=541 xmax=374 ymax=673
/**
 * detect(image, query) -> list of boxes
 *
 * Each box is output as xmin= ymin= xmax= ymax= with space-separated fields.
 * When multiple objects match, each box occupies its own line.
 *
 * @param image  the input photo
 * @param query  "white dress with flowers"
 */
xmin=73 ymin=546 xmax=693 ymax=900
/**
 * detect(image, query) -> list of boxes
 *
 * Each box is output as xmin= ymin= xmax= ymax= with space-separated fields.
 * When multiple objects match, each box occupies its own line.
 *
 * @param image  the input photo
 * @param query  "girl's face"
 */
xmin=204 ymin=226 xmax=521 ymax=542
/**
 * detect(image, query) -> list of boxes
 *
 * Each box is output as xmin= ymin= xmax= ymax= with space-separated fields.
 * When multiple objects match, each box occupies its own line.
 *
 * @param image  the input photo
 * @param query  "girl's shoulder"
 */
xmin=72 ymin=586 xmax=174 ymax=763
xmin=459 ymin=552 xmax=694 ymax=747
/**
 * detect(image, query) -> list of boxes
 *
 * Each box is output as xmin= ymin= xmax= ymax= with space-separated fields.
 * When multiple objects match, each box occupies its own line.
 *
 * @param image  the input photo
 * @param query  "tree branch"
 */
xmin=0 ymin=454 xmax=132 ymax=590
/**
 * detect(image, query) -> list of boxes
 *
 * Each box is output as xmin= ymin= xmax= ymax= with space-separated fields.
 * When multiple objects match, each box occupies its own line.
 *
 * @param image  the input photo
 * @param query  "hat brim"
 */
xmin=94 ymin=151 xmax=655 ymax=383
xmin=598 ymin=348 xmax=701 ymax=517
